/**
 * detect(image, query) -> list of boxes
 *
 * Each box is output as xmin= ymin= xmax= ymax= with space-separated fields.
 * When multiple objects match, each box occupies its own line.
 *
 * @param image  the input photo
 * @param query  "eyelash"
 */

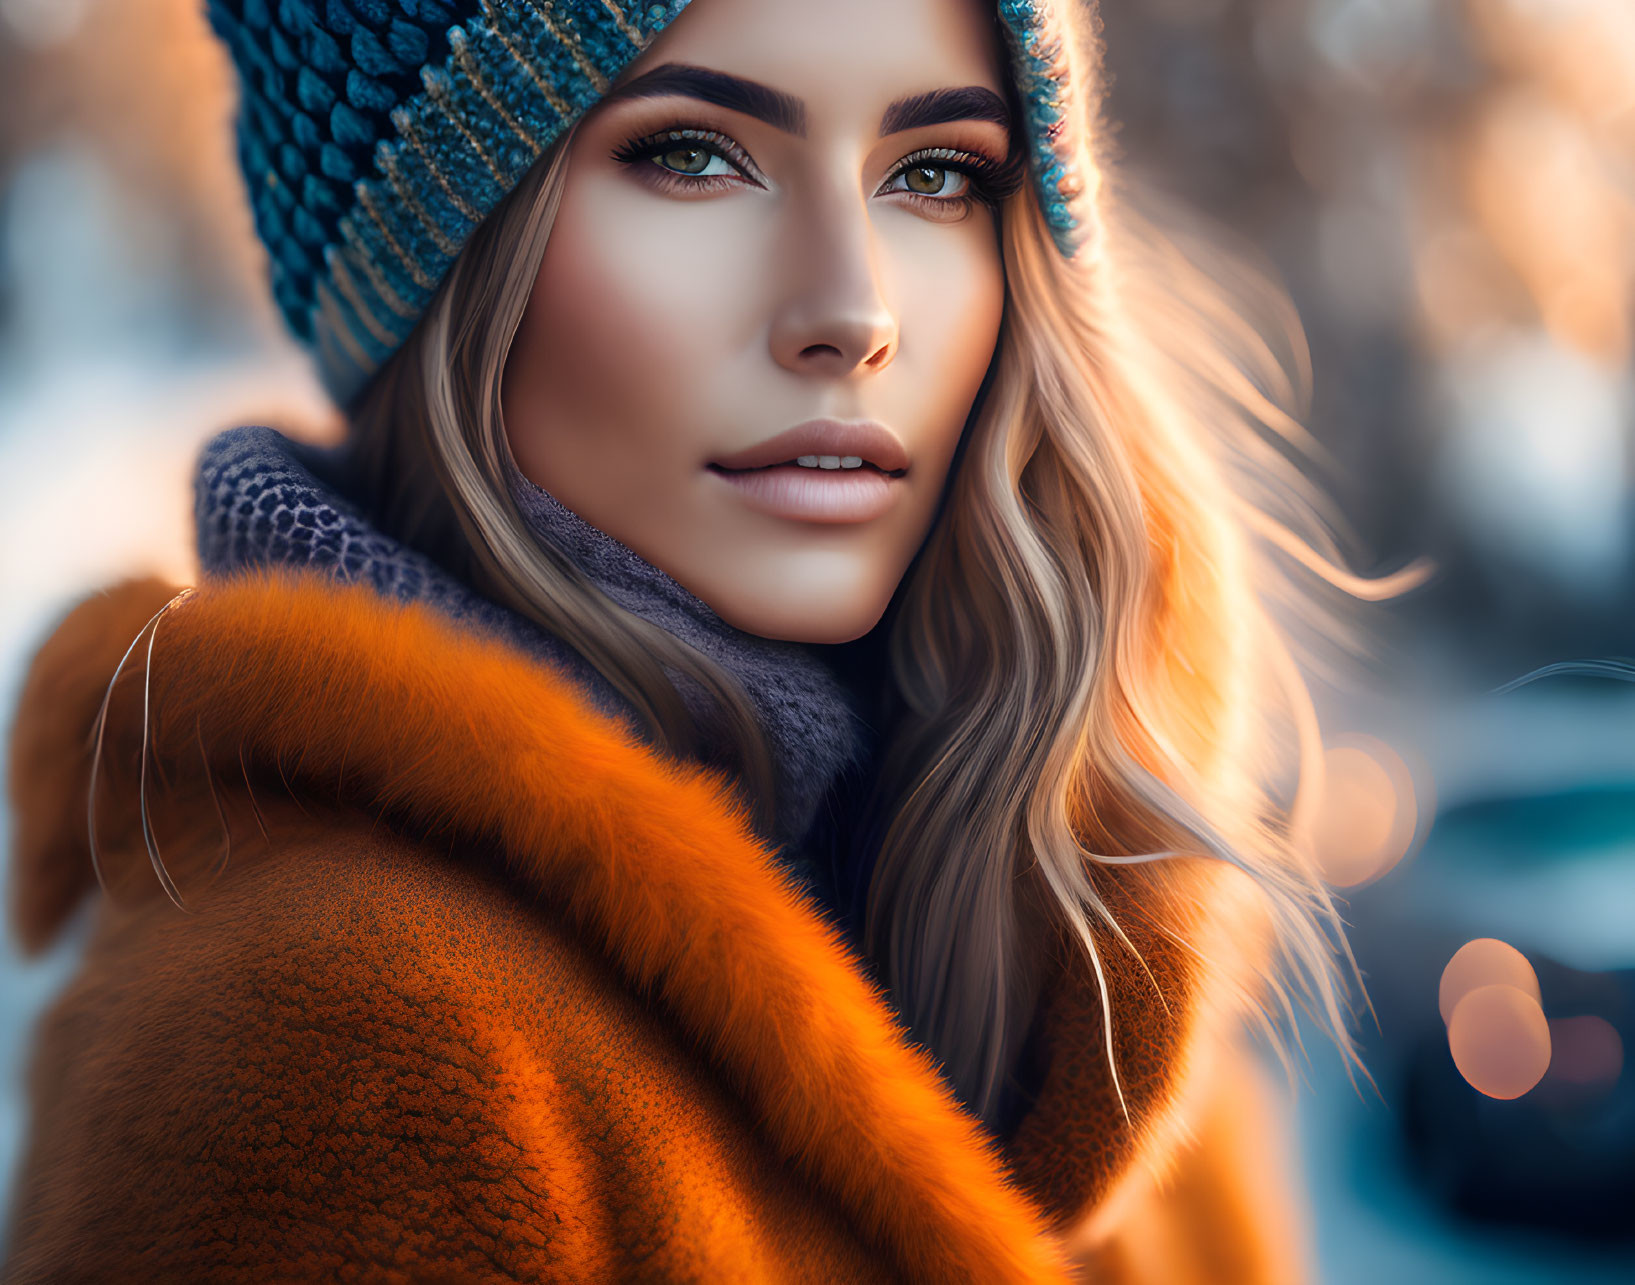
xmin=611 ymin=124 xmax=1021 ymax=216
xmin=612 ymin=126 xmax=764 ymax=194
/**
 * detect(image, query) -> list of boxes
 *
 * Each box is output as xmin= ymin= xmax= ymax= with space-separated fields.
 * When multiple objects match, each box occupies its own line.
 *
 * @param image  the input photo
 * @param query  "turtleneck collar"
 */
xmin=193 ymin=426 xmax=875 ymax=896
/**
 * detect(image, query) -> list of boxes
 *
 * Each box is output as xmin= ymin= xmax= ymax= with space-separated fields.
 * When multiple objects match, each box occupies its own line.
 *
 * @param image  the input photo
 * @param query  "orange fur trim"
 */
xmin=8 ymin=572 xmax=1077 ymax=1282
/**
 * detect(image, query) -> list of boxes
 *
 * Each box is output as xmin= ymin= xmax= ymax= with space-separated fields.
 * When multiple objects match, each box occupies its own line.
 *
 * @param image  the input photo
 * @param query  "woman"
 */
xmin=6 ymin=0 xmax=1359 ymax=1279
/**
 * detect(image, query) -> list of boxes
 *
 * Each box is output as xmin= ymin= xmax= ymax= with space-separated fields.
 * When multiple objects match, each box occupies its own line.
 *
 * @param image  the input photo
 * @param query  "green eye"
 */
xmin=616 ymin=128 xmax=760 ymax=187
xmin=884 ymin=160 xmax=973 ymax=203
xmin=905 ymin=166 xmax=950 ymax=195
xmin=659 ymin=146 xmax=711 ymax=175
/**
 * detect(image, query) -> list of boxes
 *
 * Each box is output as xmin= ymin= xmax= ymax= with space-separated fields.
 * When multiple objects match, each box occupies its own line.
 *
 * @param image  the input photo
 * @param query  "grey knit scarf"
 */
xmin=193 ymin=425 xmax=877 ymax=907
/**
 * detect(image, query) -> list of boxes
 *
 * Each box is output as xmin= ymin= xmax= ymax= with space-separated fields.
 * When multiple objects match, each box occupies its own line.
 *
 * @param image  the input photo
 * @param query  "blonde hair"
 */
xmin=350 ymin=130 xmax=776 ymax=834
xmin=349 ymin=126 xmax=1376 ymax=1127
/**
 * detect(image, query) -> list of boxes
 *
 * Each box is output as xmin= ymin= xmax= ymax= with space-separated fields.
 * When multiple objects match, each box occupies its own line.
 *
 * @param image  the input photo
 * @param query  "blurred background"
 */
xmin=1 ymin=1 xmax=1631 ymax=1279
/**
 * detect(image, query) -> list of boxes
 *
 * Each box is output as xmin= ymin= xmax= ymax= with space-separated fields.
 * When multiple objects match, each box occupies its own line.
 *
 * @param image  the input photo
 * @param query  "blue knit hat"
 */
xmin=208 ymin=1 xmax=1104 ymax=406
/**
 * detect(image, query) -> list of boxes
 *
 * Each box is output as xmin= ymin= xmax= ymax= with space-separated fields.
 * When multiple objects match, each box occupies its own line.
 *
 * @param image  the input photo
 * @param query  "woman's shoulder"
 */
xmin=83 ymin=803 xmax=610 ymax=1004
xmin=5 ymin=812 xmax=695 ymax=1284
xmin=4 ymin=569 xmax=660 ymax=1020
xmin=2 ymin=570 xmax=800 ymax=1153
xmin=5 ymin=671 xmax=897 ymax=1283
xmin=47 ymin=806 xmax=650 ymax=1113
xmin=5 ymin=577 xmax=1077 ymax=1285
xmin=6 ymin=625 xmax=746 ymax=1283
xmin=2 ymin=551 xmax=1289 ymax=1277
xmin=6 ymin=570 xmax=642 ymax=951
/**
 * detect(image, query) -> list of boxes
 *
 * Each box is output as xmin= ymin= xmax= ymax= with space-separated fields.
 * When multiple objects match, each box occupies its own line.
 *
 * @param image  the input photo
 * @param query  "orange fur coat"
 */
xmin=4 ymin=572 xmax=1308 ymax=1282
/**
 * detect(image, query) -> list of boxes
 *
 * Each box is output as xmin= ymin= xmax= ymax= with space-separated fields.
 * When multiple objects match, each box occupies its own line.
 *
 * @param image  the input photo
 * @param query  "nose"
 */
xmin=768 ymin=192 xmax=899 ymax=379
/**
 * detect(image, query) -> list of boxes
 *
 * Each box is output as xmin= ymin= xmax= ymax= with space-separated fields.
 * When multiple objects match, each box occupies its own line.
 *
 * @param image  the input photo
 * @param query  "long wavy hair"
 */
xmin=347 ymin=110 xmax=1389 ymax=1127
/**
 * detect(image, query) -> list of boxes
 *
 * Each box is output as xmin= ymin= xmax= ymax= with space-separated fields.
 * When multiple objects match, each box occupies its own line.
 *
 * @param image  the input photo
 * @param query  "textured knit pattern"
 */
xmin=996 ymin=0 xmax=1101 ymax=251
xmin=197 ymin=423 xmax=485 ymax=616
xmin=194 ymin=424 xmax=869 ymax=867
xmin=205 ymin=0 xmax=1103 ymax=403
xmin=206 ymin=0 xmax=688 ymax=403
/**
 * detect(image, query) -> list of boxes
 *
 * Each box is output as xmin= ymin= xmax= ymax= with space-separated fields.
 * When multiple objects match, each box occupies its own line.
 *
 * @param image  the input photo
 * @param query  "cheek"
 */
xmin=886 ymin=217 xmax=1007 ymax=455
xmin=526 ymin=213 xmax=676 ymax=427
xmin=937 ymin=239 xmax=1006 ymax=403
xmin=509 ymin=173 xmax=764 ymax=471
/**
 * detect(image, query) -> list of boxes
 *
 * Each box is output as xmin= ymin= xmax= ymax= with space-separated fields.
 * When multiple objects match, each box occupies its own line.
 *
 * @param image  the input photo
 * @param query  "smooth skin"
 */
xmin=502 ymin=0 xmax=1012 ymax=643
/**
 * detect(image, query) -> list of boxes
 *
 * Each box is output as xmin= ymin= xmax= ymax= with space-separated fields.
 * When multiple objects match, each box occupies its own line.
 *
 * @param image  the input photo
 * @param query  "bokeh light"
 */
xmin=1545 ymin=1014 xmax=1624 ymax=1089
xmin=1314 ymin=736 xmax=1421 ymax=888
xmin=1447 ymin=982 xmax=1553 ymax=1100
xmin=1438 ymin=936 xmax=1542 ymax=1024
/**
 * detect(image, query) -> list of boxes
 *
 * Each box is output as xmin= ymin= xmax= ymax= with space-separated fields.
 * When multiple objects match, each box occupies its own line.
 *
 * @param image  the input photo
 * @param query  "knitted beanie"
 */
xmin=208 ymin=1 xmax=1105 ymax=406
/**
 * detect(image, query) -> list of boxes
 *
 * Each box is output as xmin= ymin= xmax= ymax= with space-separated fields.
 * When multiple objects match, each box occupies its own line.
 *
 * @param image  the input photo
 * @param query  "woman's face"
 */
xmin=502 ymin=0 xmax=1013 ymax=643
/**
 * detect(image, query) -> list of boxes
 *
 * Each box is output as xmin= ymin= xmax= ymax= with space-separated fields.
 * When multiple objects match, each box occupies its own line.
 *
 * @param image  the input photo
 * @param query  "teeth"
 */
xmin=793 ymin=454 xmax=867 ymax=470
xmin=796 ymin=455 xmax=819 ymax=467
xmin=819 ymin=455 xmax=841 ymax=469
xmin=840 ymin=456 xmax=863 ymax=469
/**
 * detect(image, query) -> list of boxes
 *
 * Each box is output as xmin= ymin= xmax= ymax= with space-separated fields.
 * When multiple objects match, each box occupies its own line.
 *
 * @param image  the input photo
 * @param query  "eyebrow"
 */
xmin=608 ymin=64 xmax=807 ymax=136
xmin=606 ymin=64 xmax=1012 ymax=141
xmin=879 ymin=87 xmax=1011 ymax=136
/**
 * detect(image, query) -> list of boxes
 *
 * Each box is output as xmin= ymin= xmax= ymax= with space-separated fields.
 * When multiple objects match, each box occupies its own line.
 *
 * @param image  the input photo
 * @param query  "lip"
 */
xmin=708 ymin=462 xmax=902 ymax=524
xmin=709 ymin=419 xmax=911 ymax=475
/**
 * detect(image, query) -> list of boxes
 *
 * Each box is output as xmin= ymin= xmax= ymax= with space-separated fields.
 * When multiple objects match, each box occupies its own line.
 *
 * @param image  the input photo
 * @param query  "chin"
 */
xmin=709 ymin=583 xmax=892 ymax=645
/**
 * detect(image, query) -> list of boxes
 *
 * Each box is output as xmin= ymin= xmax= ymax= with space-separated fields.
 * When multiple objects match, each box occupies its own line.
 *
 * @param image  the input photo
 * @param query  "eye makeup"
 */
xmin=611 ymin=126 xmax=767 ymax=194
xmin=611 ymin=117 xmax=1022 ymax=218
xmin=877 ymin=146 xmax=1024 ymax=214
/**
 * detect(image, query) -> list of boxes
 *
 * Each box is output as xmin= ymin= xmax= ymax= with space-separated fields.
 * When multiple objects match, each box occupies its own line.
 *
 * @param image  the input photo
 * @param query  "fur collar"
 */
xmin=194 ymin=425 xmax=872 ymax=866
xmin=9 ymin=572 xmax=1080 ymax=1281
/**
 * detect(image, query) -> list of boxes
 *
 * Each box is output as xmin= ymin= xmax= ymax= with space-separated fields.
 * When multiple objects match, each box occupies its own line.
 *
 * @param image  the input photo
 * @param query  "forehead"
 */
xmin=633 ymin=0 xmax=1009 ymax=120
